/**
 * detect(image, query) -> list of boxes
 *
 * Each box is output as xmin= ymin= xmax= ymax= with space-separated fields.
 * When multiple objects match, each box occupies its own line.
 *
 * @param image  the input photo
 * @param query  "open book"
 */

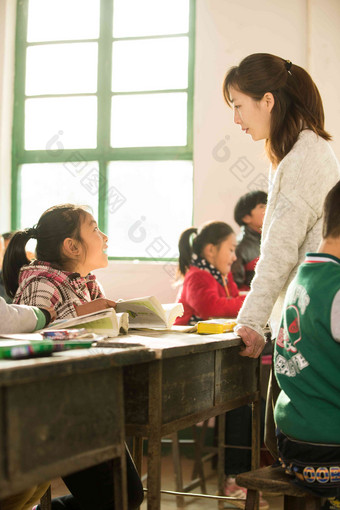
xmin=115 ymin=296 xmax=184 ymax=329
xmin=46 ymin=308 xmax=129 ymax=338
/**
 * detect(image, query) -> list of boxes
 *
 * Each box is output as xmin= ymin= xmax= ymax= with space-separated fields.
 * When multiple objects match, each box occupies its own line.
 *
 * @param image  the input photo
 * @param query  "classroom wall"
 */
xmin=1 ymin=0 xmax=340 ymax=302
xmin=193 ymin=0 xmax=340 ymax=228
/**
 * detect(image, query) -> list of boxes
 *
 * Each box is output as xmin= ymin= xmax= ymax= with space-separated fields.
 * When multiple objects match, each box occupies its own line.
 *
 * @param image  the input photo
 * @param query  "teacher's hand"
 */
xmin=236 ymin=326 xmax=265 ymax=358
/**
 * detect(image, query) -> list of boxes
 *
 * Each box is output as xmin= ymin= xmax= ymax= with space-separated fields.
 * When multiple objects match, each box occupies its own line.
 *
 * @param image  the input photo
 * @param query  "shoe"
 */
xmin=326 ymin=498 xmax=340 ymax=510
xmin=224 ymin=477 xmax=269 ymax=510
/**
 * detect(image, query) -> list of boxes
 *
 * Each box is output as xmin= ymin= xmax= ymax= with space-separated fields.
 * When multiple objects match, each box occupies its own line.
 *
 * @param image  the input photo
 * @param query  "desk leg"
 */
xmin=251 ymin=358 xmax=261 ymax=472
xmin=146 ymin=361 xmax=163 ymax=510
xmin=113 ymin=451 xmax=128 ymax=510
xmin=251 ymin=361 xmax=261 ymax=510
xmin=133 ymin=436 xmax=144 ymax=476
xmin=114 ymin=370 xmax=128 ymax=510
xmin=251 ymin=397 xmax=261 ymax=471
xmin=217 ymin=413 xmax=226 ymax=510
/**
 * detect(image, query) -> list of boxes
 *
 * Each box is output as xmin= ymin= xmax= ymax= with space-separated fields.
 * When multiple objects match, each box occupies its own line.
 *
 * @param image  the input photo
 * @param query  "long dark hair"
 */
xmin=322 ymin=180 xmax=340 ymax=239
xmin=178 ymin=221 xmax=234 ymax=276
xmin=223 ymin=53 xmax=331 ymax=166
xmin=3 ymin=204 xmax=88 ymax=298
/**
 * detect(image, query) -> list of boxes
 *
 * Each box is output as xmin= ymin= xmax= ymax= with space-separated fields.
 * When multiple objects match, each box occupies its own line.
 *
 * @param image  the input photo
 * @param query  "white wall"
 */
xmin=308 ymin=0 xmax=340 ymax=143
xmin=193 ymin=0 xmax=340 ymax=230
xmin=93 ymin=261 xmax=180 ymax=302
xmin=1 ymin=0 xmax=340 ymax=302
xmin=193 ymin=0 xmax=307 ymax=228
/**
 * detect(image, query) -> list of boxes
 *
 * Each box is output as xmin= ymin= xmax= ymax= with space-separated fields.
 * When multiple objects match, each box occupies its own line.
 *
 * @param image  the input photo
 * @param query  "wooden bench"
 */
xmin=236 ymin=465 xmax=322 ymax=510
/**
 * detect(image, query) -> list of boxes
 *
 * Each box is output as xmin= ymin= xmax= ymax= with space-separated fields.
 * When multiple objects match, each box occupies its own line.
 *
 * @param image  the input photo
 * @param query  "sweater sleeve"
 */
xmin=331 ymin=289 xmax=340 ymax=342
xmin=185 ymin=271 xmax=245 ymax=319
xmin=237 ymin=189 xmax=316 ymax=336
xmin=14 ymin=277 xmax=63 ymax=311
xmin=237 ymin=135 xmax=340 ymax=338
xmin=0 ymin=296 xmax=40 ymax=333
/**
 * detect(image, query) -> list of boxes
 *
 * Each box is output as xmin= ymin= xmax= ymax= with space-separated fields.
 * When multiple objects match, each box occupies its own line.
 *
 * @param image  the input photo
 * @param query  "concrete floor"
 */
xmin=50 ymin=453 xmax=284 ymax=509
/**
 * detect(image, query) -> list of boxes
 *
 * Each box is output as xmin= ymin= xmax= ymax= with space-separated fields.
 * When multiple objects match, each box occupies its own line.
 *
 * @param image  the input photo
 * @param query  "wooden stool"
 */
xmin=170 ymin=420 xmax=214 ymax=508
xmin=138 ymin=418 xmax=223 ymax=509
xmin=236 ymin=466 xmax=322 ymax=510
xmin=155 ymin=420 xmax=211 ymax=508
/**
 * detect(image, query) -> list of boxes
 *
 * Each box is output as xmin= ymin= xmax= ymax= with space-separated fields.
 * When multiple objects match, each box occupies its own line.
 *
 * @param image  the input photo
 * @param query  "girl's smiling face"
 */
xmin=76 ymin=213 xmax=108 ymax=276
xmin=229 ymin=86 xmax=273 ymax=141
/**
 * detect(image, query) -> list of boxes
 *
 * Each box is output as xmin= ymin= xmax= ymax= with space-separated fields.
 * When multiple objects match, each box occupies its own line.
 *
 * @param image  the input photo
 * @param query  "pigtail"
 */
xmin=178 ymin=227 xmax=198 ymax=276
xmin=3 ymin=230 xmax=32 ymax=298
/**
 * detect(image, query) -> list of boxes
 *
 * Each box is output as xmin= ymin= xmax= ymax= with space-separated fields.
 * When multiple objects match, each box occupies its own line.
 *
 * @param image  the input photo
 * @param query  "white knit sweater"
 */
xmin=237 ymin=130 xmax=340 ymax=338
xmin=0 ymin=296 xmax=38 ymax=333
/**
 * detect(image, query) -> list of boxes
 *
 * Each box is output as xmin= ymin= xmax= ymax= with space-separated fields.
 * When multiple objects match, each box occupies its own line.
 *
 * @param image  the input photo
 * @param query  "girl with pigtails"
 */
xmin=174 ymin=221 xmax=245 ymax=325
xmin=2 ymin=204 xmax=143 ymax=510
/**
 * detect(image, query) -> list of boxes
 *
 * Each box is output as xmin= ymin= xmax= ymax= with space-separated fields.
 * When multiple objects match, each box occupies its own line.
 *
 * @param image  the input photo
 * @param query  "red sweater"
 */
xmin=174 ymin=266 xmax=245 ymax=325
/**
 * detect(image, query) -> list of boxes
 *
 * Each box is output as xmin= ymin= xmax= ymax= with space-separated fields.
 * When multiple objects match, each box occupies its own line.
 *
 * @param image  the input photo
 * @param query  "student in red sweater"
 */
xmin=174 ymin=221 xmax=245 ymax=325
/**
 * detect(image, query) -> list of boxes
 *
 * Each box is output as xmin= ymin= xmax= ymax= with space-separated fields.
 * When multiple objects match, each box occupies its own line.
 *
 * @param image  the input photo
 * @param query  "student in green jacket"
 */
xmin=274 ymin=180 xmax=340 ymax=510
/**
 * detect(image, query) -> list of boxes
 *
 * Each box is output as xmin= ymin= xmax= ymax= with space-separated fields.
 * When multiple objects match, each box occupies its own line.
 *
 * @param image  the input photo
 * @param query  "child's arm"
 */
xmin=74 ymin=298 xmax=117 ymax=316
xmin=0 ymin=296 xmax=53 ymax=333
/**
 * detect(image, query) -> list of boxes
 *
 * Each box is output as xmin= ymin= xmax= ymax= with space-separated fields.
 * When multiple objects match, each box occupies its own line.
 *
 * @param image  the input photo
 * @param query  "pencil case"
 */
xmin=197 ymin=320 xmax=237 ymax=334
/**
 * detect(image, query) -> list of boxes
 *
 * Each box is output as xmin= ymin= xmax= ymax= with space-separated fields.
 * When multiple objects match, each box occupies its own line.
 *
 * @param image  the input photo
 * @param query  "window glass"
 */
xmin=112 ymin=37 xmax=188 ymax=92
xmin=113 ymin=0 xmax=189 ymax=37
xmin=20 ymin=163 xmax=99 ymax=228
xmin=25 ymin=97 xmax=97 ymax=150
xmin=27 ymin=0 xmax=100 ymax=42
xmin=14 ymin=0 xmax=194 ymax=260
xmin=26 ymin=43 xmax=98 ymax=96
xmin=111 ymin=93 xmax=187 ymax=148
xmin=107 ymin=160 xmax=193 ymax=258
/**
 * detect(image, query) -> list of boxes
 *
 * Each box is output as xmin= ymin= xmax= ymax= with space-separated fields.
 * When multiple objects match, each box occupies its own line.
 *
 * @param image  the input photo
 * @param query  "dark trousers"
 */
xmin=37 ymin=446 xmax=144 ymax=510
xmin=277 ymin=431 xmax=340 ymax=499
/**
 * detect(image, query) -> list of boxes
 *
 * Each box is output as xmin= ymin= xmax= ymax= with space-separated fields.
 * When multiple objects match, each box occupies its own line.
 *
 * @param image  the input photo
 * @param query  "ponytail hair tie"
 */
xmin=285 ymin=59 xmax=292 ymax=75
xmin=26 ymin=227 xmax=38 ymax=239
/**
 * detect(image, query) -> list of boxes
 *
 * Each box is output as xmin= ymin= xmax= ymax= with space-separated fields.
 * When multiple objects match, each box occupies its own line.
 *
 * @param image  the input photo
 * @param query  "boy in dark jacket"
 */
xmin=231 ymin=191 xmax=267 ymax=290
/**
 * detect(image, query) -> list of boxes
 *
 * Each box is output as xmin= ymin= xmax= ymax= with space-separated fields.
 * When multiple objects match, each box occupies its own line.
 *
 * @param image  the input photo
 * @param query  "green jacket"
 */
xmin=274 ymin=253 xmax=340 ymax=443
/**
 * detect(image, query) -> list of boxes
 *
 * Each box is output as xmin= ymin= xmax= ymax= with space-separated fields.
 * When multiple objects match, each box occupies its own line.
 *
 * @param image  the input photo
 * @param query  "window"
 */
xmin=12 ymin=0 xmax=195 ymax=260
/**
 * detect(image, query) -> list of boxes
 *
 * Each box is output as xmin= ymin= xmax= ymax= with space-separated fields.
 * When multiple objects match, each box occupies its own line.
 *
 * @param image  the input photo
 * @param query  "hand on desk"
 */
xmin=236 ymin=326 xmax=265 ymax=358
xmin=75 ymin=298 xmax=117 ymax=316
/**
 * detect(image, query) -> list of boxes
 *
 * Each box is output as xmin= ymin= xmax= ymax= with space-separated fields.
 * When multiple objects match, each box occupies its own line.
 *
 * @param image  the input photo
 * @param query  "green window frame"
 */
xmin=12 ymin=0 xmax=195 ymax=261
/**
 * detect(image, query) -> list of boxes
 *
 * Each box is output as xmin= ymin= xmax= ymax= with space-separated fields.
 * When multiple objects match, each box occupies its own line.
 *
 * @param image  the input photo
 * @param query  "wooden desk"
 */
xmin=0 ymin=345 xmax=155 ymax=509
xmin=98 ymin=330 xmax=261 ymax=510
